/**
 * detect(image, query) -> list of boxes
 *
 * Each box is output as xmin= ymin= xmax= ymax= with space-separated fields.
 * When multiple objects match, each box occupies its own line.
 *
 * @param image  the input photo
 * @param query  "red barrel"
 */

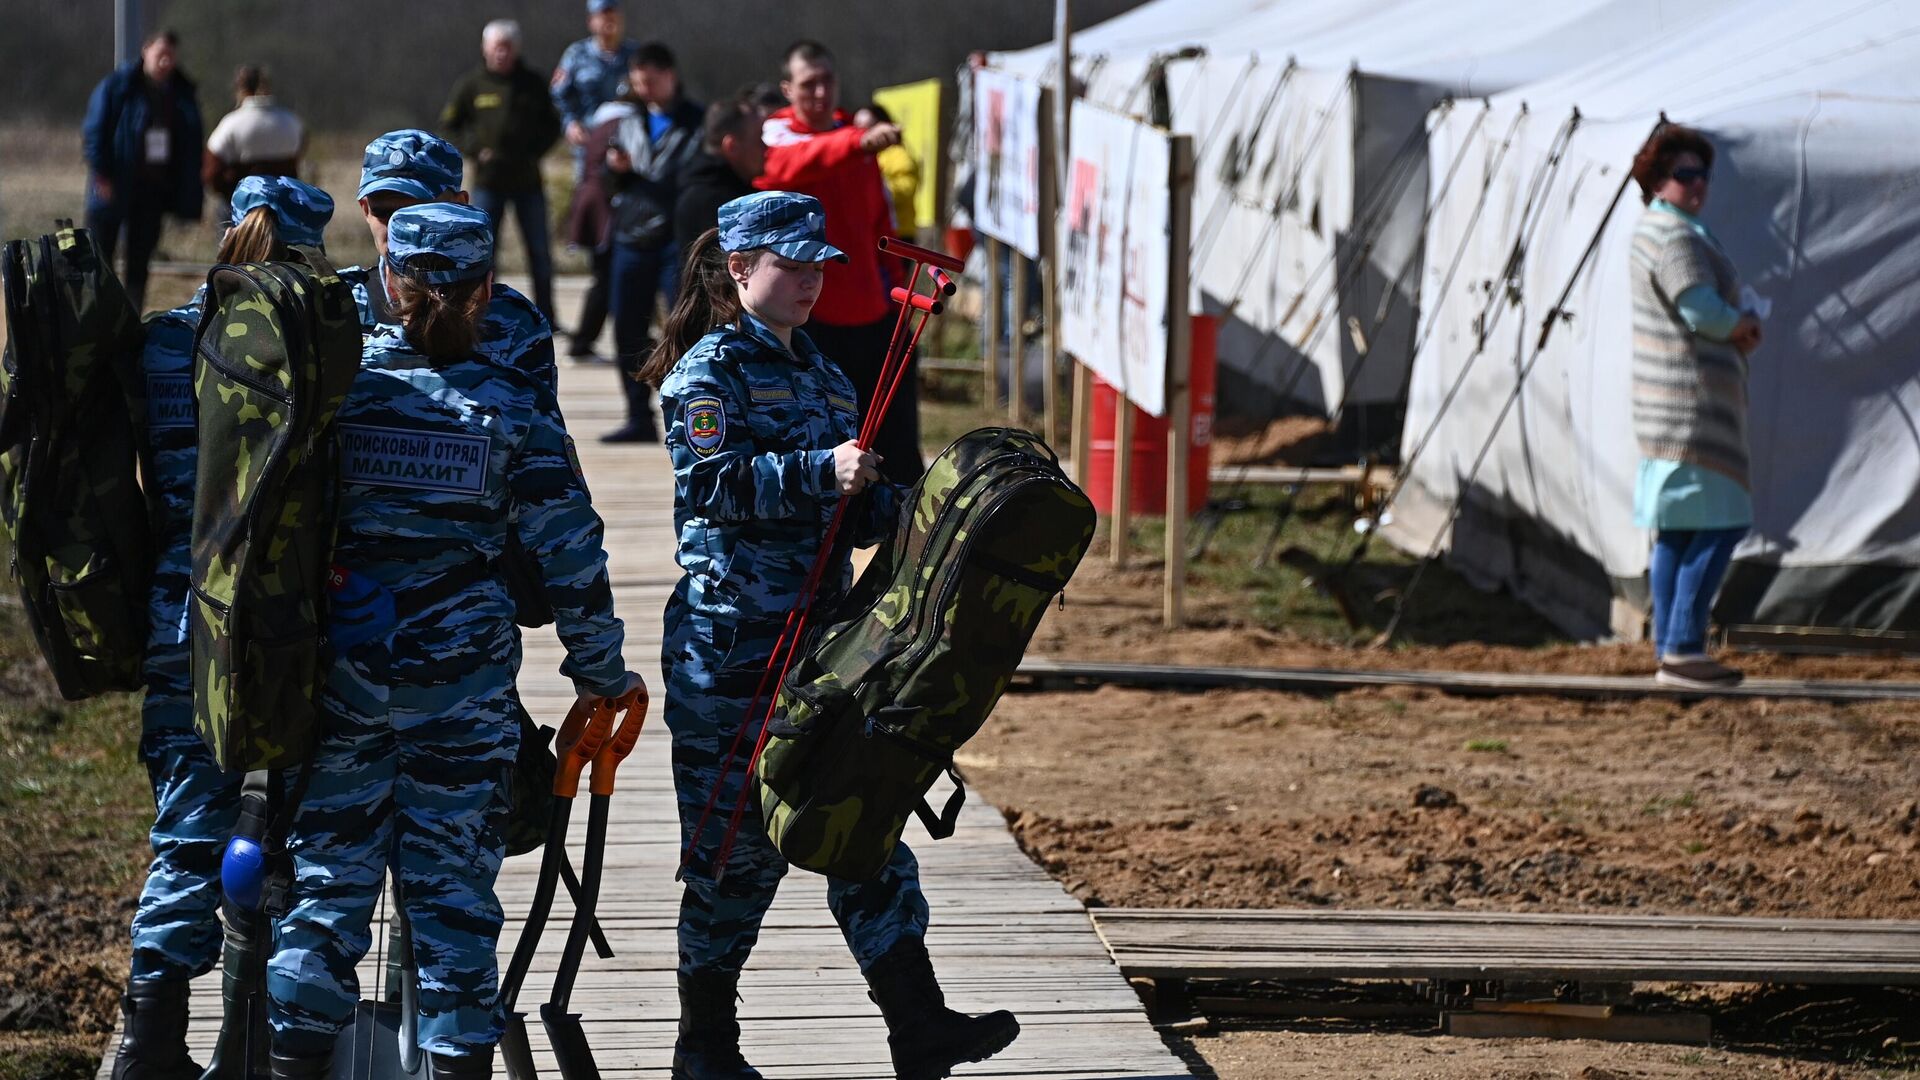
xmin=1087 ymin=314 xmax=1216 ymax=516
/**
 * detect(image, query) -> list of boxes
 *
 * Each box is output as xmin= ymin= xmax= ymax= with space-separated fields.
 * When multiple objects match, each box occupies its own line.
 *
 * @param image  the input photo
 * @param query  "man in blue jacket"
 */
xmin=83 ymin=28 xmax=204 ymax=311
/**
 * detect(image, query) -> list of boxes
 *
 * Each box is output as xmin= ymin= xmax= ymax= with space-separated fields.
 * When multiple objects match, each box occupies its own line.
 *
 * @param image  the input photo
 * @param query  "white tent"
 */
xmin=994 ymin=0 xmax=1738 ymax=442
xmin=1397 ymin=0 xmax=1920 ymax=637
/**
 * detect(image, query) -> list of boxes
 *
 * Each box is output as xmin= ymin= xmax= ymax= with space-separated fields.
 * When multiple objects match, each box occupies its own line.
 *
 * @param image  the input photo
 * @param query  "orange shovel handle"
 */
xmin=589 ymin=679 xmax=649 ymax=797
xmin=552 ymin=697 xmax=615 ymax=798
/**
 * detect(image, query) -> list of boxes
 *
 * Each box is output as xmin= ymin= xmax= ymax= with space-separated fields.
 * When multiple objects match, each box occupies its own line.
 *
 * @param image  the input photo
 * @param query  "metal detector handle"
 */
xmin=589 ymin=680 xmax=649 ymax=797
xmin=890 ymin=286 xmax=944 ymax=315
xmin=878 ymin=235 xmax=966 ymax=273
xmin=553 ymin=697 xmax=614 ymax=798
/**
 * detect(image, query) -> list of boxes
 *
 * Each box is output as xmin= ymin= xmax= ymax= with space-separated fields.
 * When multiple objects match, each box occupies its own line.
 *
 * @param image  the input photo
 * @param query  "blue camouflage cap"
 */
xmin=384 ymin=204 xmax=494 ymax=285
xmin=587 ymin=0 xmax=618 ymax=11
xmin=357 ymin=129 xmax=464 ymax=201
xmin=717 ymin=191 xmax=847 ymax=264
xmin=229 ymin=175 xmax=334 ymax=247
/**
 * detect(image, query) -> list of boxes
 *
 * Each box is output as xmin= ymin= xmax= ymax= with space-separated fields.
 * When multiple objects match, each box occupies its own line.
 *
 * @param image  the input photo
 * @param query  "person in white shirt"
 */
xmin=203 ymin=65 xmax=305 ymax=203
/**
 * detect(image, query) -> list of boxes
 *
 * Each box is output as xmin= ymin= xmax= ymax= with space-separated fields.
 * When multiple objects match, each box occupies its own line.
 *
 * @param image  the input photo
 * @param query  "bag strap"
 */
xmin=913 ymin=768 xmax=967 ymax=841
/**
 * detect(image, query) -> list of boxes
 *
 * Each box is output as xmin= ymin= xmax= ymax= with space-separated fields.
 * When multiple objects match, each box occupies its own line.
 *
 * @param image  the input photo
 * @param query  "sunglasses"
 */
xmin=1670 ymin=166 xmax=1712 ymax=185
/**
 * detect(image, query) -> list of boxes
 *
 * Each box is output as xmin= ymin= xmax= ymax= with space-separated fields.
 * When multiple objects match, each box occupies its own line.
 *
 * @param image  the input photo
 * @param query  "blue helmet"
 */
xmin=384 ymin=204 xmax=494 ymax=285
xmin=229 ymin=175 xmax=334 ymax=248
xmin=587 ymin=0 xmax=619 ymax=12
xmin=717 ymin=191 xmax=848 ymax=264
xmin=358 ymin=129 xmax=463 ymax=201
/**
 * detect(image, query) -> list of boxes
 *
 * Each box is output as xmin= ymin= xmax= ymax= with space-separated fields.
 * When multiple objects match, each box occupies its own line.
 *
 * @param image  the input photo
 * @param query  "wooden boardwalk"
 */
xmin=1092 ymin=908 xmax=1920 ymax=986
xmin=100 ymin=283 xmax=1188 ymax=1078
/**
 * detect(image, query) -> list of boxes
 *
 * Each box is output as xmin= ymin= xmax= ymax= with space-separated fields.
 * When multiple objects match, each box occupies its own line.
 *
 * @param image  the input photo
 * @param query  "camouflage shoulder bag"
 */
xmin=189 ymin=245 xmax=360 ymax=771
xmin=0 ymin=224 xmax=151 ymax=699
xmin=754 ymin=428 xmax=1096 ymax=880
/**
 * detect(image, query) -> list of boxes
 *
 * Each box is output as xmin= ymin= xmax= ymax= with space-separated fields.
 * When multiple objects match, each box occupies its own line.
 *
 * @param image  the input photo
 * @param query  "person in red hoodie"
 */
xmin=758 ymin=40 xmax=924 ymax=484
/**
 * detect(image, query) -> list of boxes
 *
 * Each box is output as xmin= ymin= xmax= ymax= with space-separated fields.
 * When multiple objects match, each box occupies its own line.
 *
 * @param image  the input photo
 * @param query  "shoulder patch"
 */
xmin=685 ymin=396 xmax=726 ymax=457
xmin=563 ymin=433 xmax=589 ymax=491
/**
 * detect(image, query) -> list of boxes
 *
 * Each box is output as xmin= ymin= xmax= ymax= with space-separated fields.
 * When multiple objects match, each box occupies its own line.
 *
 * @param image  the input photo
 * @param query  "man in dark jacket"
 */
xmin=82 ymin=28 xmax=204 ymax=311
xmin=599 ymin=41 xmax=702 ymax=442
xmin=672 ymin=95 xmax=765 ymax=252
xmin=441 ymin=18 xmax=564 ymax=322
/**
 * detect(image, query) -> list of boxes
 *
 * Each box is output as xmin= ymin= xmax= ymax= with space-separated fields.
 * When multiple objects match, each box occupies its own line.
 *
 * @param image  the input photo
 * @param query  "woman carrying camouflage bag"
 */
xmin=110 ymin=175 xmax=334 ymax=1080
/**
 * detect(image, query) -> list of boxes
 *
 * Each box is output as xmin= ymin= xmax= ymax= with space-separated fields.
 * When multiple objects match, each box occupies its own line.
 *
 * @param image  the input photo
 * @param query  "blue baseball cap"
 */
xmin=358 ymin=129 xmax=463 ymax=201
xmin=717 ymin=191 xmax=847 ymax=264
xmin=384 ymin=204 xmax=494 ymax=285
xmin=229 ymin=175 xmax=334 ymax=247
xmin=587 ymin=0 xmax=618 ymax=12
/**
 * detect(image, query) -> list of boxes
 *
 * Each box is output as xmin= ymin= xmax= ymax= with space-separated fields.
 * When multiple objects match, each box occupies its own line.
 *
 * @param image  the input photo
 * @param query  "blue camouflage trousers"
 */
xmin=664 ymin=601 xmax=931 ymax=977
xmin=131 ymin=658 xmax=241 ymax=982
xmin=265 ymin=645 xmax=519 ymax=1058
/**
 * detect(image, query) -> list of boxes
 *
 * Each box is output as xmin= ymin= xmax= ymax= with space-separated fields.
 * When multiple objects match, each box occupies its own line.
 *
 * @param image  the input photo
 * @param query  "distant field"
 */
xmin=0 ymin=123 xmax=587 ymax=277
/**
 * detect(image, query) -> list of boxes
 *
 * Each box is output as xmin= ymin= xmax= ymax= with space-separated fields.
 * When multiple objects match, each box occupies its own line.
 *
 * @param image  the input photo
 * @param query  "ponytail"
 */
xmin=217 ymin=206 xmax=286 ymax=265
xmin=387 ymin=256 xmax=490 ymax=359
xmin=641 ymin=227 xmax=742 ymax=387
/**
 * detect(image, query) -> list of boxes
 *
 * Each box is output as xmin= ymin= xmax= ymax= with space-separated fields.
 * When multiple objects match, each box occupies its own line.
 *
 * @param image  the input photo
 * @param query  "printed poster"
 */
xmin=971 ymin=66 xmax=1044 ymax=259
xmin=1058 ymin=100 xmax=1173 ymax=417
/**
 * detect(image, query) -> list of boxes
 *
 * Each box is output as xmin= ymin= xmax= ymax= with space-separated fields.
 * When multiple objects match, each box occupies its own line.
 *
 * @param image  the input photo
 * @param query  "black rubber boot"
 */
xmin=600 ymin=359 xmax=658 ymax=443
xmin=671 ymin=970 xmax=762 ymax=1079
xmin=427 ymin=1044 xmax=496 ymax=1078
xmin=267 ymin=1050 xmax=332 ymax=1079
xmin=109 ymin=978 xmax=201 ymax=1080
xmin=865 ymin=940 xmax=1020 ymax=1080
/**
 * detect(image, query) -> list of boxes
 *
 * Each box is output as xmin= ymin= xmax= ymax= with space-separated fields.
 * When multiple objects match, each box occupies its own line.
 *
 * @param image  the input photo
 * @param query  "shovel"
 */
xmin=499 ymin=697 xmax=619 ymax=1080
xmin=330 ymin=881 xmax=426 ymax=1080
xmin=542 ymin=683 xmax=649 ymax=1079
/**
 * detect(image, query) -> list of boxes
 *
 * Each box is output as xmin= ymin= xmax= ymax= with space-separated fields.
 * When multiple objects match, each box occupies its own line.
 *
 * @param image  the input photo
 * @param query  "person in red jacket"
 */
xmin=758 ymin=39 xmax=923 ymax=484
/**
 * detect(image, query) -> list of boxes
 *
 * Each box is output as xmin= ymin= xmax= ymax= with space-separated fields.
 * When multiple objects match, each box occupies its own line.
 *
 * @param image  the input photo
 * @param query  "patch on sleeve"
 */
xmin=685 ymin=396 xmax=726 ymax=457
xmin=563 ymin=434 xmax=587 ymax=488
xmin=826 ymin=394 xmax=859 ymax=414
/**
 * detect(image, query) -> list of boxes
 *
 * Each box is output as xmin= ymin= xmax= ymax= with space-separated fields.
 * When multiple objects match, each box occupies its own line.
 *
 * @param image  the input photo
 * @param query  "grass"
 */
xmin=1463 ymin=738 xmax=1510 ymax=754
xmin=0 ymin=579 xmax=151 ymax=1077
xmin=1643 ymin=791 xmax=1700 ymax=816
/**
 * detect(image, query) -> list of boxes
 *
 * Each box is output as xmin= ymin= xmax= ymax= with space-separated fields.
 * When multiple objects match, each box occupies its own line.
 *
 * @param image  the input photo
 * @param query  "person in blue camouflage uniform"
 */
xmin=262 ymin=204 xmax=636 ymax=1080
xmin=646 ymin=191 xmax=1019 ymax=1080
xmin=552 ymin=0 xmax=639 ymax=173
xmin=109 ymin=175 xmax=335 ymax=1080
xmin=340 ymin=129 xmax=556 ymax=391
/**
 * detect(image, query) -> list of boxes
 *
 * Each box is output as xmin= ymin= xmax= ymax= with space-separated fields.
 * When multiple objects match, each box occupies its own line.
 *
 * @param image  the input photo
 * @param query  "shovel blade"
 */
xmin=539 ymin=1004 xmax=600 ymax=1080
xmin=330 ymin=999 xmax=427 ymax=1080
xmin=499 ymin=1012 xmax=540 ymax=1080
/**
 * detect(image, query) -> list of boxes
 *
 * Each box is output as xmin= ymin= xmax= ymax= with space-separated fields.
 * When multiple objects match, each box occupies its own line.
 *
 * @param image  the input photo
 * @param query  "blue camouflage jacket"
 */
xmin=333 ymin=341 xmax=625 ymax=695
xmin=661 ymin=313 xmax=904 ymax=628
xmin=136 ymin=288 xmax=206 ymax=681
xmin=342 ymin=266 xmax=558 ymax=393
xmin=551 ymin=37 xmax=639 ymax=133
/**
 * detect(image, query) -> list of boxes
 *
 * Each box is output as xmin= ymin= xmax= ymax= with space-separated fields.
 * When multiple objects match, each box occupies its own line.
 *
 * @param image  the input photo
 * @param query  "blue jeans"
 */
xmin=471 ymin=187 xmax=554 ymax=323
xmin=1649 ymin=527 xmax=1746 ymax=657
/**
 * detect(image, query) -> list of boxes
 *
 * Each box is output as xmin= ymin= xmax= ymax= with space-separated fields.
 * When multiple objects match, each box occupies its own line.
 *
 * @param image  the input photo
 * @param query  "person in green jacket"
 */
xmin=440 ymin=18 xmax=563 ymax=322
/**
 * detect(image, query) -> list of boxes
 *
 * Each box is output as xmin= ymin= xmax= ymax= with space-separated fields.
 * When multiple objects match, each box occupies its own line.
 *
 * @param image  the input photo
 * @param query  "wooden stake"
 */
xmin=1111 ymin=385 xmax=1132 ymax=568
xmin=1009 ymin=253 xmax=1028 ymax=423
xmin=1071 ymin=362 xmax=1092 ymax=489
xmin=1164 ymin=135 xmax=1195 ymax=629
xmin=983 ymin=237 xmax=1003 ymax=408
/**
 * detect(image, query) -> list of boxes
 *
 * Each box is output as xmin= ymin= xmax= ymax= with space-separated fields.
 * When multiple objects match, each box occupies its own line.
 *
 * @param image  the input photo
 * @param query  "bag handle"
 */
xmin=913 ymin=768 xmax=967 ymax=841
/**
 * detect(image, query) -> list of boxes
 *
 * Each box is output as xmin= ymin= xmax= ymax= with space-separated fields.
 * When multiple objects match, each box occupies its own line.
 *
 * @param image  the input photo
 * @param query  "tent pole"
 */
xmin=1010 ymin=253 xmax=1028 ymax=422
xmin=115 ymin=0 xmax=141 ymax=67
xmin=984 ymin=237 xmax=1003 ymax=408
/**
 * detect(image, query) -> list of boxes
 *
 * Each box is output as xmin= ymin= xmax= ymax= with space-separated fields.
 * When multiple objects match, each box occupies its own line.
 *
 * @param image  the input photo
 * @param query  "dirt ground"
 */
xmin=963 ymin=557 xmax=1920 ymax=1077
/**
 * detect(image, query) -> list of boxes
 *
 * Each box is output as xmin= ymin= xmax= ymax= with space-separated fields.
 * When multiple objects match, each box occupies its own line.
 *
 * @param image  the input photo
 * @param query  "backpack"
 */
xmin=754 ymin=428 xmax=1095 ymax=880
xmin=189 ymin=246 xmax=361 ymax=772
xmin=0 ymin=224 xmax=151 ymax=700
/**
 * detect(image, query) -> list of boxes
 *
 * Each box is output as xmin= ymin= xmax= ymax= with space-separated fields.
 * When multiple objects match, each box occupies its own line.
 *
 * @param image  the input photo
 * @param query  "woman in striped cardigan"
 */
xmin=1627 ymin=126 xmax=1763 ymax=689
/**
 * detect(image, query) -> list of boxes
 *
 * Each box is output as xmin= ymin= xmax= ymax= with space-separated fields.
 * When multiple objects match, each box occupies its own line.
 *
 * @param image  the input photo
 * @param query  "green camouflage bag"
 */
xmin=755 ymin=427 xmax=1095 ymax=880
xmin=189 ymin=246 xmax=360 ymax=772
xmin=0 ymin=224 xmax=151 ymax=699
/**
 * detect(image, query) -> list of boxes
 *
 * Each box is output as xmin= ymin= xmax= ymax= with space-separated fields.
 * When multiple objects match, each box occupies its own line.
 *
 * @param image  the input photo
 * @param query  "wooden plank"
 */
xmin=1163 ymin=133 xmax=1194 ymax=631
xmin=1443 ymin=1010 xmax=1711 ymax=1046
xmin=1090 ymin=909 xmax=1920 ymax=987
xmin=1206 ymin=463 xmax=1394 ymax=488
xmin=99 ymin=271 xmax=1187 ymax=1079
xmin=1016 ymin=657 xmax=1920 ymax=703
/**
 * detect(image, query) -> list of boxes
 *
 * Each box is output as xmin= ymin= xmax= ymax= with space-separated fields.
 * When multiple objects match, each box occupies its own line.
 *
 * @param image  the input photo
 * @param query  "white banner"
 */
xmin=971 ymin=67 xmax=1044 ymax=259
xmin=1059 ymin=101 xmax=1173 ymax=416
